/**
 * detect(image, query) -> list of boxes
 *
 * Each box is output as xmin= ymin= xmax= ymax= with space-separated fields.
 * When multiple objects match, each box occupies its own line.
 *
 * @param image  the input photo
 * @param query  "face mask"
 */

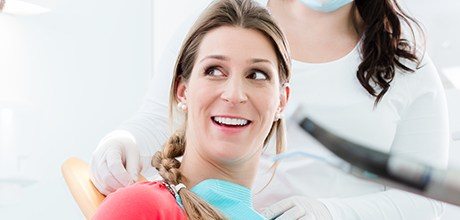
xmin=299 ymin=0 xmax=353 ymax=13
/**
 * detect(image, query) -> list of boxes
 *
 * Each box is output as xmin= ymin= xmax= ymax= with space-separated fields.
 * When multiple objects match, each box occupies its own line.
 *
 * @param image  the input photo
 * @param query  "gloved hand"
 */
xmin=262 ymin=196 xmax=333 ymax=220
xmin=90 ymin=130 xmax=142 ymax=195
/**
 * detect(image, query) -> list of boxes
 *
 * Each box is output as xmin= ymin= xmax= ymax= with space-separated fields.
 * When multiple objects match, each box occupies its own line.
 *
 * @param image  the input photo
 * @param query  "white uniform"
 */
xmin=119 ymin=1 xmax=450 ymax=219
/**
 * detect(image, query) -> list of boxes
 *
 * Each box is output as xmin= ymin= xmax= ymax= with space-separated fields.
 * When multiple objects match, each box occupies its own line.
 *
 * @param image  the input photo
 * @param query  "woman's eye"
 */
xmin=205 ymin=67 xmax=224 ymax=77
xmin=248 ymin=70 xmax=269 ymax=80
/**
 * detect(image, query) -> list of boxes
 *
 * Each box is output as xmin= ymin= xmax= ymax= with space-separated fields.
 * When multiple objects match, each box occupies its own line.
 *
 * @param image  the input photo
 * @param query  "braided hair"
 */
xmin=152 ymin=131 xmax=226 ymax=219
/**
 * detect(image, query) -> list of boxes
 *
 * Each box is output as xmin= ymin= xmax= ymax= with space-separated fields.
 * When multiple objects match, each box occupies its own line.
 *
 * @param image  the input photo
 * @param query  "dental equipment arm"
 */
xmin=292 ymin=105 xmax=460 ymax=206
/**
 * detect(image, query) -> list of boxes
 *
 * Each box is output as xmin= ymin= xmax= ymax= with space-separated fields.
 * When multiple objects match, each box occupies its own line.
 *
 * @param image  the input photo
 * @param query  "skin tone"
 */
xmin=267 ymin=0 xmax=363 ymax=63
xmin=176 ymin=26 xmax=289 ymax=189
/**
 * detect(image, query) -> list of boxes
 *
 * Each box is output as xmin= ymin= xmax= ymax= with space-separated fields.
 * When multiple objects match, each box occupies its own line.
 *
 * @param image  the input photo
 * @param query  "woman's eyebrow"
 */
xmin=199 ymin=55 xmax=229 ymax=63
xmin=199 ymin=55 xmax=275 ymax=67
xmin=250 ymin=58 xmax=275 ymax=66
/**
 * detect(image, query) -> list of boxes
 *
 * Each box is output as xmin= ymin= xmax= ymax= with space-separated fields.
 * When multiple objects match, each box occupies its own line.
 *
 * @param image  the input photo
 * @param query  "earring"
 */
xmin=177 ymin=102 xmax=187 ymax=112
xmin=275 ymin=112 xmax=283 ymax=121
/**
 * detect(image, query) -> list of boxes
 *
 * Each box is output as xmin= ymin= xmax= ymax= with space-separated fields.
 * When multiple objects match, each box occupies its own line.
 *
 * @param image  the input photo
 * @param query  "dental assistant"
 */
xmin=91 ymin=0 xmax=449 ymax=219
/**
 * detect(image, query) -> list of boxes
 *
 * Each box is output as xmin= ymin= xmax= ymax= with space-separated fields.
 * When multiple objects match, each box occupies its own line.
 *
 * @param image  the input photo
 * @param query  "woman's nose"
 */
xmin=220 ymin=78 xmax=248 ymax=105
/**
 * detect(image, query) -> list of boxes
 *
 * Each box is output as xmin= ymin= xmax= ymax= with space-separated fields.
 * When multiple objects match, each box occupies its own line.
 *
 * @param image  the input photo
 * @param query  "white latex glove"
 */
xmin=90 ymin=130 xmax=142 ymax=195
xmin=262 ymin=196 xmax=333 ymax=220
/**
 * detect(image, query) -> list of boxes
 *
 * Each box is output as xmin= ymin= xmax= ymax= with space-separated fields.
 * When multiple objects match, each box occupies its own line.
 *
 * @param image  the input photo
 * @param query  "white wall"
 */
xmin=0 ymin=0 xmax=151 ymax=219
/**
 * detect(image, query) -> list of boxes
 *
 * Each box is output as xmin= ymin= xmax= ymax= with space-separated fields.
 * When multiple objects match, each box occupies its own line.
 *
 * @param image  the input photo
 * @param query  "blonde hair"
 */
xmin=152 ymin=0 xmax=291 ymax=219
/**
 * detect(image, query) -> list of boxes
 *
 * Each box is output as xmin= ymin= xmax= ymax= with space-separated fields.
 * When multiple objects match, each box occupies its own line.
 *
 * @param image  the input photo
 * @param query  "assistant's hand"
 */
xmin=262 ymin=196 xmax=333 ymax=220
xmin=90 ymin=130 xmax=142 ymax=195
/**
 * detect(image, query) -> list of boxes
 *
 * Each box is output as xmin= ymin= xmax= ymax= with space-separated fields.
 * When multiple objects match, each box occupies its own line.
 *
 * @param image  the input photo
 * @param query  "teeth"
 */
xmin=214 ymin=116 xmax=248 ymax=126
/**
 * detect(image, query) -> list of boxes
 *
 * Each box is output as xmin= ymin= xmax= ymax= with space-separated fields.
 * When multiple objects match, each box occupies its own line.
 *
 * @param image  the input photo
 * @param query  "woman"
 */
xmin=93 ymin=0 xmax=290 ymax=219
xmin=91 ymin=0 xmax=449 ymax=219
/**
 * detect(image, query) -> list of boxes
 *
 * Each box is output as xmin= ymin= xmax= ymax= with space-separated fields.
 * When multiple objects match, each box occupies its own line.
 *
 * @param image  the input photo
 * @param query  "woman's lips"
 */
xmin=211 ymin=116 xmax=252 ymax=134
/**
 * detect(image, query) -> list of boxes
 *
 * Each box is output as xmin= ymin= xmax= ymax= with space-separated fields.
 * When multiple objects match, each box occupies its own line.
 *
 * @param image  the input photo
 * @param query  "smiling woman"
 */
xmin=177 ymin=26 xmax=285 ymax=166
xmin=92 ymin=0 xmax=291 ymax=219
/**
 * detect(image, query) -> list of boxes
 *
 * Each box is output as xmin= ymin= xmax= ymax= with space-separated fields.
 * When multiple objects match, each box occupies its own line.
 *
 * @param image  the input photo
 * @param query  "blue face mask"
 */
xmin=299 ymin=0 xmax=353 ymax=13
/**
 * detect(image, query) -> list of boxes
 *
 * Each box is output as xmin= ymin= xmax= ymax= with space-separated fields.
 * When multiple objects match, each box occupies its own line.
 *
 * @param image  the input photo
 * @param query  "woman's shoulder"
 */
xmin=93 ymin=181 xmax=186 ymax=220
xmin=396 ymin=53 xmax=444 ymax=95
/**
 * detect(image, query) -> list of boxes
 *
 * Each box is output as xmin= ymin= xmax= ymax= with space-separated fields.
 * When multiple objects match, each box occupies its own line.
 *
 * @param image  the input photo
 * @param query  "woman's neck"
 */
xmin=179 ymin=144 xmax=261 ymax=189
xmin=267 ymin=0 xmax=362 ymax=63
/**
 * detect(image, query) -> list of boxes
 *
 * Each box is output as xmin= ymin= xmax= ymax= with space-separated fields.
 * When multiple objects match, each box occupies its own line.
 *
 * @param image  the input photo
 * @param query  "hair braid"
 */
xmin=152 ymin=131 xmax=185 ymax=184
xmin=152 ymin=130 xmax=226 ymax=219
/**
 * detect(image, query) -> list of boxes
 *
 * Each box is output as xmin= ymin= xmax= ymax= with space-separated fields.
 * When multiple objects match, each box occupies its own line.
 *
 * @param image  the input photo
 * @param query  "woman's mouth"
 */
xmin=211 ymin=116 xmax=252 ymax=128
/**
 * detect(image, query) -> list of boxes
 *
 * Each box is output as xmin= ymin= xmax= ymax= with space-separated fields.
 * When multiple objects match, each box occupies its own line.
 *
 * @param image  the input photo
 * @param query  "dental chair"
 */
xmin=61 ymin=157 xmax=147 ymax=219
xmin=61 ymin=157 xmax=105 ymax=219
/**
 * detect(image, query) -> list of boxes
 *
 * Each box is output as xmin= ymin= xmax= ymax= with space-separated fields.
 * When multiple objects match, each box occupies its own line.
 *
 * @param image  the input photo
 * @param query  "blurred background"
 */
xmin=0 ymin=0 xmax=458 ymax=219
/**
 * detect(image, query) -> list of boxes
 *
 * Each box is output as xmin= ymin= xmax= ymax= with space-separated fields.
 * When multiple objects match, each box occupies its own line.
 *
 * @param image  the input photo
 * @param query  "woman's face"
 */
xmin=177 ymin=26 xmax=288 ymax=166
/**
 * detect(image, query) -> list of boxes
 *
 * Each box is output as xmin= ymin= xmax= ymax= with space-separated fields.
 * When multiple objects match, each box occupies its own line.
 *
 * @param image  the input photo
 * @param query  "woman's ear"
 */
xmin=278 ymin=83 xmax=290 ymax=114
xmin=176 ymin=81 xmax=188 ymax=103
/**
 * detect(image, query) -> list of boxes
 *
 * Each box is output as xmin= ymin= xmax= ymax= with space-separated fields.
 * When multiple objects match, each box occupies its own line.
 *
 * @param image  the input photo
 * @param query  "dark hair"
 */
xmin=353 ymin=0 xmax=424 ymax=105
